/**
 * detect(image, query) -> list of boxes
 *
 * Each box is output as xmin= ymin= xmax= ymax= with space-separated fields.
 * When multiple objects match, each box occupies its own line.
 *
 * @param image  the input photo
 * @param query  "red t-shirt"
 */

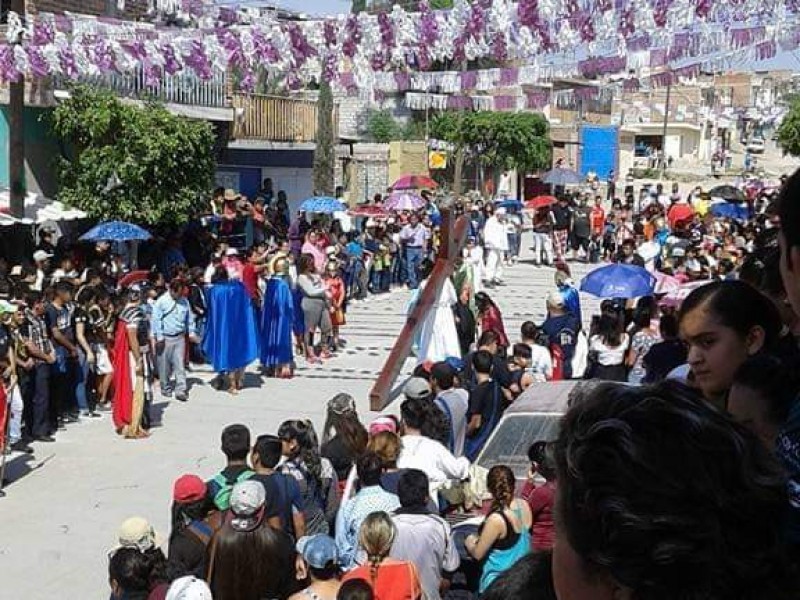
xmin=522 ymin=480 xmax=556 ymax=551
xmin=242 ymin=263 xmax=259 ymax=300
xmin=590 ymin=206 xmax=605 ymax=236
xmin=342 ymin=560 xmax=421 ymax=600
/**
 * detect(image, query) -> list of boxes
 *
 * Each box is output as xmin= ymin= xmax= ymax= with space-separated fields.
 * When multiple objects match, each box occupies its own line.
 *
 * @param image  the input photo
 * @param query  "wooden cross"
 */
xmin=369 ymin=206 xmax=469 ymax=411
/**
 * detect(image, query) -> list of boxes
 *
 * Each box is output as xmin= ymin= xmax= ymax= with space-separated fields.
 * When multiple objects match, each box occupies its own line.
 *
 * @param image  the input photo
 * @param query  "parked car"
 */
xmin=747 ymin=138 xmax=766 ymax=154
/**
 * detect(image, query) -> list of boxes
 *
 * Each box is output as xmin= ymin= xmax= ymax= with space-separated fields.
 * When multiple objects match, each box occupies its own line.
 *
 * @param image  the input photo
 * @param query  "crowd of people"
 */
xmin=3 ymin=165 xmax=800 ymax=598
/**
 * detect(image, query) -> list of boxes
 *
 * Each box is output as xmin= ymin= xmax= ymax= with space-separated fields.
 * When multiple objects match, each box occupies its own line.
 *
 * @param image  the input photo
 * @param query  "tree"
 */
xmin=777 ymin=98 xmax=800 ymax=157
xmin=50 ymin=86 xmax=215 ymax=226
xmin=431 ymin=110 xmax=552 ymax=177
xmin=313 ymin=79 xmax=336 ymax=196
xmin=364 ymin=109 xmax=401 ymax=142
xmin=351 ymin=0 xmax=366 ymax=13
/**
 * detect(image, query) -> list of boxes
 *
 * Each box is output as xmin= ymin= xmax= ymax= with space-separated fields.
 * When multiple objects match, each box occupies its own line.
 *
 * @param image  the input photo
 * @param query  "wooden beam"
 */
xmin=369 ymin=207 xmax=469 ymax=411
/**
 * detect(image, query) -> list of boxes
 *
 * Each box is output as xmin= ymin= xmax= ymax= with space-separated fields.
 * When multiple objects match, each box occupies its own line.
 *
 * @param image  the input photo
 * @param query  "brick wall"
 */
xmin=335 ymin=92 xmax=412 ymax=140
xmin=29 ymin=0 xmax=149 ymax=18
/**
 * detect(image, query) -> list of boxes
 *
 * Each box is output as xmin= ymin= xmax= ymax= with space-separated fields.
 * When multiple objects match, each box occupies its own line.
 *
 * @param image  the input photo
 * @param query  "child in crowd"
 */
xmin=324 ymin=261 xmax=346 ymax=352
xmin=519 ymin=322 xmax=553 ymax=382
xmin=508 ymin=343 xmax=535 ymax=398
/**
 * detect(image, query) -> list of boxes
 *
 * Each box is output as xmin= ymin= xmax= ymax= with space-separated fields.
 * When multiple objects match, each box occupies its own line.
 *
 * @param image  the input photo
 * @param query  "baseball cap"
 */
xmin=546 ymin=290 xmax=565 ymax=308
xmin=166 ymin=576 xmax=212 ymax=600
xmin=229 ymin=480 xmax=266 ymax=532
xmin=404 ymin=377 xmax=431 ymax=400
xmin=225 ymin=248 xmax=239 ymax=256
xmin=495 ymin=207 xmax=507 ymax=216
xmin=116 ymin=517 xmax=161 ymax=552
xmin=296 ymin=534 xmax=339 ymax=569
xmin=32 ymin=250 xmax=52 ymax=263
xmin=173 ymin=474 xmax=207 ymax=504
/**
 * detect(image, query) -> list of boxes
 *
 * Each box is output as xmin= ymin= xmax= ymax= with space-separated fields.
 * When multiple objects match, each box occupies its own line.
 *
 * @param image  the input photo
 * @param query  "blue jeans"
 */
xmin=75 ymin=348 xmax=90 ymax=412
xmin=405 ymin=247 xmax=423 ymax=289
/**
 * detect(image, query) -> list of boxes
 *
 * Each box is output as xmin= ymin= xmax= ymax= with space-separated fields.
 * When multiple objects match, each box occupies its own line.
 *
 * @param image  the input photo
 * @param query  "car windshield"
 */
xmin=476 ymin=413 xmax=563 ymax=480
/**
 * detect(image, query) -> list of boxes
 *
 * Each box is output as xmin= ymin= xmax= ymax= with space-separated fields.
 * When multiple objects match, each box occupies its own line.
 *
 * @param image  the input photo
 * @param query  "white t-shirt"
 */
xmin=397 ymin=434 xmax=470 ymax=501
xmin=527 ymin=343 xmax=553 ymax=380
xmin=590 ymin=334 xmax=629 ymax=366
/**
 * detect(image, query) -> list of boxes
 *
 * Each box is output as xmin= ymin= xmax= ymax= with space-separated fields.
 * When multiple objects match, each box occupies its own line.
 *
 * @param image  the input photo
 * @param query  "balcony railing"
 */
xmin=231 ymin=93 xmax=338 ymax=142
xmin=55 ymin=68 xmax=230 ymax=108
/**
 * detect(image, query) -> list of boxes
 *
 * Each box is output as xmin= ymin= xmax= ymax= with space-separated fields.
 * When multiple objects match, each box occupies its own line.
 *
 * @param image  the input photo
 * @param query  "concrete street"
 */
xmin=0 ymin=240 xmax=598 ymax=598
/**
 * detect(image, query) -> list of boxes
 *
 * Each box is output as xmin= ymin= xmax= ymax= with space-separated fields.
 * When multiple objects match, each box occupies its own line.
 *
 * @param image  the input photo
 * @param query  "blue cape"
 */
xmin=202 ymin=281 xmax=258 ymax=372
xmin=260 ymin=277 xmax=295 ymax=367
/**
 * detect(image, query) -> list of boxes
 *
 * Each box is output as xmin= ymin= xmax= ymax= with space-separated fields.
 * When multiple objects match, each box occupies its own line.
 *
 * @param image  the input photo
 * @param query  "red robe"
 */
xmin=111 ymin=320 xmax=134 ymax=431
xmin=481 ymin=305 xmax=509 ymax=348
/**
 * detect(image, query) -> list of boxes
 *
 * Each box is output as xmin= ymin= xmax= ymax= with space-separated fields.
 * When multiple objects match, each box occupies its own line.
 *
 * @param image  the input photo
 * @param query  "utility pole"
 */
xmin=660 ymin=77 xmax=672 ymax=178
xmin=9 ymin=0 xmax=25 ymax=219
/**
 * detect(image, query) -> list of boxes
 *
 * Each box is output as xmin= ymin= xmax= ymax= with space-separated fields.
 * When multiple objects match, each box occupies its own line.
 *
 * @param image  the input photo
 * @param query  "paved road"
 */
xmin=0 ymin=239 xmax=599 ymax=598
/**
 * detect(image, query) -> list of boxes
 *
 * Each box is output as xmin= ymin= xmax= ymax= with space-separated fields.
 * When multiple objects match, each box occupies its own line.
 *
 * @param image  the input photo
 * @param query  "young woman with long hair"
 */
xmin=320 ymin=393 xmax=369 ymax=482
xmin=678 ymin=280 xmax=782 ymax=409
xmin=465 ymin=465 xmax=533 ymax=593
xmin=341 ymin=512 xmax=421 ymax=600
xmin=279 ymin=419 xmax=340 ymax=536
xmin=588 ymin=313 xmax=629 ymax=382
xmin=474 ymin=292 xmax=509 ymax=350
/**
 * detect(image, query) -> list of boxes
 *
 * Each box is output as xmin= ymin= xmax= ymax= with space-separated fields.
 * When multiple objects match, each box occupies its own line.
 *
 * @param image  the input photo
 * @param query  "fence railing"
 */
xmin=231 ymin=93 xmax=338 ymax=142
xmin=55 ymin=68 xmax=230 ymax=108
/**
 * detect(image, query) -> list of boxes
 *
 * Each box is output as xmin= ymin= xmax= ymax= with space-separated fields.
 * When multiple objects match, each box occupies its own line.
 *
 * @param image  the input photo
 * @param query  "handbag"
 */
xmin=584 ymin=350 xmax=600 ymax=380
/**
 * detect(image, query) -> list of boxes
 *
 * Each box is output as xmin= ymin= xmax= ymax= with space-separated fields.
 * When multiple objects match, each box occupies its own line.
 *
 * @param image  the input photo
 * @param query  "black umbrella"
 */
xmin=708 ymin=185 xmax=746 ymax=203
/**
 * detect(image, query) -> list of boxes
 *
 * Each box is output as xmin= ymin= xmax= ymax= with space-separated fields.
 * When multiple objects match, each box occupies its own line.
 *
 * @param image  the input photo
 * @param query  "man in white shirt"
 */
xmin=430 ymin=362 xmax=469 ymax=457
xmin=397 ymin=396 xmax=470 ymax=503
xmin=391 ymin=470 xmax=460 ymax=600
xmin=483 ymin=207 xmax=509 ymax=286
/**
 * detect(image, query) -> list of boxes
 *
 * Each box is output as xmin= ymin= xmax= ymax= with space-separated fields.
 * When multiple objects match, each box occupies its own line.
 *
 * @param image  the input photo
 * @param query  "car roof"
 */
xmin=505 ymin=380 xmax=582 ymax=415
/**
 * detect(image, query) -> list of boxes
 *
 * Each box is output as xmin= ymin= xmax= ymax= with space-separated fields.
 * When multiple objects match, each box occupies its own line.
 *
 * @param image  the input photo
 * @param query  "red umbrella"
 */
xmin=391 ymin=174 xmax=438 ymax=190
xmin=525 ymin=195 xmax=557 ymax=210
xmin=117 ymin=270 xmax=150 ymax=289
xmin=348 ymin=205 xmax=388 ymax=218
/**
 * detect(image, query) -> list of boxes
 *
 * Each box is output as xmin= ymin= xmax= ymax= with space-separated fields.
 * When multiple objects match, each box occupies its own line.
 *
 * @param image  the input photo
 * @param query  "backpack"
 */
xmin=209 ymin=469 xmax=254 ymax=510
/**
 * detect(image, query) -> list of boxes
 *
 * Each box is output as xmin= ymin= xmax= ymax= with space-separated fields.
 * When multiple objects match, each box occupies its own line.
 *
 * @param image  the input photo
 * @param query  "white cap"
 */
xmin=225 ymin=248 xmax=239 ymax=257
xmin=166 ymin=576 xmax=213 ymax=600
xmin=495 ymin=207 xmax=507 ymax=216
xmin=33 ymin=250 xmax=52 ymax=263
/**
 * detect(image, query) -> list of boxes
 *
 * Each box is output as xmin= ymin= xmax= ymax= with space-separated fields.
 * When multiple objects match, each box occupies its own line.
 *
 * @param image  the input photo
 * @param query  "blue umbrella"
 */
xmin=543 ymin=167 xmax=582 ymax=186
xmin=580 ymin=264 xmax=656 ymax=299
xmin=494 ymin=198 xmax=523 ymax=211
xmin=80 ymin=221 xmax=151 ymax=242
xmin=299 ymin=196 xmax=345 ymax=214
xmin=710 ymin=202 xmax=750 ymax=221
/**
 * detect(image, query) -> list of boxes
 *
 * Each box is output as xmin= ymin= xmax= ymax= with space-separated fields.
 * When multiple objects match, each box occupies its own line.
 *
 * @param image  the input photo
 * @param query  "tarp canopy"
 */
xmin=0 ymin=192 xmax=87 ymax=226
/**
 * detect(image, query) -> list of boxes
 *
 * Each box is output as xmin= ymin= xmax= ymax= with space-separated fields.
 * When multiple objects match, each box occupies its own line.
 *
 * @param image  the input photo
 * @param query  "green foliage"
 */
xmin=431 ymin=111 xmax=551 ymax=174
xmin=364 ymin=110 xmax=401 ymax=142
xmin=777 ymin=99 xmax=800 ymax=157
xmin=313 ymin=79 xmax=336 ymax=196
xmin=50 ymin=86 xmax=215 ymax=226
xmin=351 ymin=0 xmax=366 ymax=13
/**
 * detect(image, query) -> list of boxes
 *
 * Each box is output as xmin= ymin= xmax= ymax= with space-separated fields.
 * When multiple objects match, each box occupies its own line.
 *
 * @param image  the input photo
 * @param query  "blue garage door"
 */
xmin=579 ymin=125 xmax=618 ymax=179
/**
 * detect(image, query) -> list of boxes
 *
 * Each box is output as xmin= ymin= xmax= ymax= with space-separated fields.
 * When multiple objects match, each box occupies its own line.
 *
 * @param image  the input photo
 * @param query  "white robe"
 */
xmin=416 ymin=278 xmax=461 ymax=363
xmin=483 ymin=216 xmax=509 ymax=252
